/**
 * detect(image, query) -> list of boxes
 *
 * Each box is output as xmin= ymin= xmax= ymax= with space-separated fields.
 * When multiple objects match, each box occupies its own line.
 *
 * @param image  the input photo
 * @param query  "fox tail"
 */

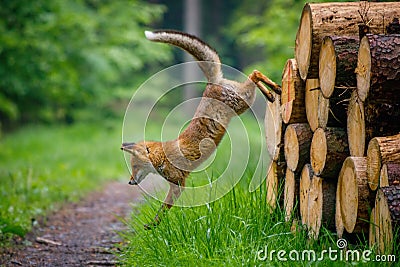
xmin=145 ymin=30 xmax=222 ymax=83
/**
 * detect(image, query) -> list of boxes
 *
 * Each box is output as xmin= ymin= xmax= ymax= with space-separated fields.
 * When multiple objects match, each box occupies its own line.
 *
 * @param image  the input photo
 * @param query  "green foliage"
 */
xmin=0 ymin=0 xmax=171 ymax=125
xmin=0 ymin=119 xmax=125 ymax=241
xmin=225 ymin=0 xmax=352 ymax=82
xmin=225 ymin=0 xmax=302 ymax=81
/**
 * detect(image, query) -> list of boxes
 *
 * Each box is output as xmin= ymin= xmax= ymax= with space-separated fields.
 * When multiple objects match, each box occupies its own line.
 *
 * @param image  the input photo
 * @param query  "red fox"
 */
xmin=121 ymin=30 xmax=281 ymax=229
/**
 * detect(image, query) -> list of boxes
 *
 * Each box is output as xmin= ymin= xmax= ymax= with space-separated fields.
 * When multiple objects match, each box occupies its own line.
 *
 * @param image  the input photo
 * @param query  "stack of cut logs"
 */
xmin=264 ymin=1 xmax=400 ymax=253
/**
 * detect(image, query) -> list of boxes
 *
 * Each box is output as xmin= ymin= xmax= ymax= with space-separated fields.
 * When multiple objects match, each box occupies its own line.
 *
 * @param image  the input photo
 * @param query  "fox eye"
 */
xmin=145 ymin=146 xmax=150 ymax=154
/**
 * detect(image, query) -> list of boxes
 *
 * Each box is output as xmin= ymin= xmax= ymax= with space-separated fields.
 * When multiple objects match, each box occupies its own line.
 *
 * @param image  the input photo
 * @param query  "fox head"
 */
xmin=121 ymin=141 xmax=155 ymax=185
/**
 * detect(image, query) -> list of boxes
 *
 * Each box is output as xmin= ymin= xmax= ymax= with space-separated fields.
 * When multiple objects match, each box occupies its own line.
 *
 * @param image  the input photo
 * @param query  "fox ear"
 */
xmin=121 ymin=142 xmax=136 ymax=154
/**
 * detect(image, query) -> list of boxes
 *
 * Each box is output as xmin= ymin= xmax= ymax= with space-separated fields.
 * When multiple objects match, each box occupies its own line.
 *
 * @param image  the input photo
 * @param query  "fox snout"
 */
xmin=128 ymin=179 xmax=138 ymax=185
xmin=128 ymin=174 xmax=138 ymax=185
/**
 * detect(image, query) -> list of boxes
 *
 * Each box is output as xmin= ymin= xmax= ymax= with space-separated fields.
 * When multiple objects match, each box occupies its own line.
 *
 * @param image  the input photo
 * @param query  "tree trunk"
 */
xmin=295 ymin=2 xmax=400 ymax=80
xmin=347 ymin=90 xmax=365 ymax=157
xmin=300 ymin=164 xmax=313 ymax=226
xmin=183 ymin=0 xmax=202 ymax=114
xmin=380 ymin=163 xmax=400 ymax=188
xmin=310 ymin=127 xmax=349 ymax=178
xmin=284 ymin=123 xmax=312 ymax=173
xmin=374 ymin=186 xmax=400 ymax=254
xmin=308 ymin=176 xmax=336 ymax=239
xmin=265 ymin=92 xmax=284 ymax=161
xmin=367 ymin=133 xmax=400 ymax=191
xmin=284 ymin=168 xmax=299 ymax=222
xmin=319 ymin=36 xmax=359 ymax=99
xmin=356 ymin=34 xmax=400 ymax=102
xmin=338 ymin=157 xmax=370 ymax=234
xmin=280 ymin=59 xmax=306 ymax=124
xmin=305 ymin=79 xmax=329 ymax=132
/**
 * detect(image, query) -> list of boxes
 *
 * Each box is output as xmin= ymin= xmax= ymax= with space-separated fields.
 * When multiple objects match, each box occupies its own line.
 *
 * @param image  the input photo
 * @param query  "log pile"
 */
xmin=264 ymin=1 xmax=400 ymax=252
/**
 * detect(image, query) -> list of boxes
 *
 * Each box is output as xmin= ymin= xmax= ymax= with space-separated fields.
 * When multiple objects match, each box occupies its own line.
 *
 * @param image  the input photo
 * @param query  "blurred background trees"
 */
xmin=0 ymin=0 xmax=171 ymax=128
xmin=0 ymin=0 xmax=335 ymax=131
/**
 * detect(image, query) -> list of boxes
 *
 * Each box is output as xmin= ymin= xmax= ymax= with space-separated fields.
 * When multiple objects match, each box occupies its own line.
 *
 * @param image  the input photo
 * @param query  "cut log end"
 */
xmin=280 ymin=59 xmax=306 ymax=124
xmin=281 ymin=59 xmax=296 ymax=124
xmin=372 ymin=188 xmax=398 ymax=253
xmin=310 ymin=128 xmax=327 ymax=176
xmin=347 ymin=91 xmax=365 ymax=157
xmin=311 ymin=127 xmax=349 ymax=179
xmin=284 ymin=123 xmax=312 ymax=172
xmin=266 ymin=161 xmax=283 ymax=213
xmin=284 ymin=168 xmax=296 ymax=222
xmin=356 ymin=36 xmax=372 ymax=102
xmin=380 ymin=164 xmax=390 ymax=188
xmin=319 ymin=36 xmax=336 ymax=98
xmin=308 ymin=176 xmax=336 ymax=240
xmin=300 ymin=164 xmax=313 ymax=226
xmin=308 ymin=176 xmax=322 ymax=239
xmin=374 ymin=188 xmax=399 ymax=254
xmin=336 ymin=179 xmax=344 ymax=238
xmin=367 ymin=138 xmax=382 ymax=191
xmin=305 ymin=79 xmax=329 ymax=132
xmin=284 ymin=126 xmax=300 ymax=172
xmin=339 ymin=157 xmax=368 ymax=234
xmin=295 ymin=4 xmax=312 ymax=80
xmin=339 ymin=157 xmax=361 ymax=233
xmin=367 ymin=134 xmax=400 ymax=191
xmin=265 ymin=93 xmax=283 ymax=161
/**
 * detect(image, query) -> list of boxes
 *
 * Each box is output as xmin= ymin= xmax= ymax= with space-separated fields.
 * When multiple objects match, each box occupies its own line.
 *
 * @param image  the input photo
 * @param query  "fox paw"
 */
xmin=144 ymin=221 xmax=159 ymax=230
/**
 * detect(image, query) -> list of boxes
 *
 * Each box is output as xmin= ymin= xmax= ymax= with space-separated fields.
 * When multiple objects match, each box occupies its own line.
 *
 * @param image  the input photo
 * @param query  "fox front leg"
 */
xmin=249 ymin=70 xmax=282 ymax=102
xmin=144 ymin=182 xmax=183 ymax=230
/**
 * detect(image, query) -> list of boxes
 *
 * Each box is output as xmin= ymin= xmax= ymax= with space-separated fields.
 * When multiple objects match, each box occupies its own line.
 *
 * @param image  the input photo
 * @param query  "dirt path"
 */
xmin=0 ymin=180 xmax=150 ymax=266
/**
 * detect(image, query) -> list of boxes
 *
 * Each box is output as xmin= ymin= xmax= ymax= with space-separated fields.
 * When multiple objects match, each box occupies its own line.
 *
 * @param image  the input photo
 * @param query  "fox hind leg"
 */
xmin=249 ymin=70 xmax=281 ymax=102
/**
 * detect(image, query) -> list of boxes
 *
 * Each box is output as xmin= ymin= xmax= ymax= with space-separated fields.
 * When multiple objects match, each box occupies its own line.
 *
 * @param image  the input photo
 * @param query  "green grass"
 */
xmin=0 ymin=118 xmax=125 ymax=241
xmin=117 ymin=115 xmax=398 ymax=266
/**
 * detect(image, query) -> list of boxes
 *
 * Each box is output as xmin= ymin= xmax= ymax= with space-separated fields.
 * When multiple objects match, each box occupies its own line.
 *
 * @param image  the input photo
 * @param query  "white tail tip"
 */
xmin=144 ymin=30 xmax=156 ymax=40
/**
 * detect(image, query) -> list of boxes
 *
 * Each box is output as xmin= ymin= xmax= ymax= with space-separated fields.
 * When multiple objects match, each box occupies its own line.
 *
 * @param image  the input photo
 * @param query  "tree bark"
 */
xmin=305 ymin=79 xmax=329 ymax=132
xmin=356 ymin=35 xmax=400 ymax=140
xmin=310 ymin=127 xmax=349 ymax=179
xmin=338 ymin=157 xmax=370 ymax=234
xmin=300 ymin=164 xmax=313 ymax=226
xmin=374 ymin=186 xmax=400 ymax=254
xmin=284 ymin=123 xmax=312 ymax=173
xmin=347 ymin=90 xmax=365 ymax=157
xmin=280 ymin=59 xmax=306 ymax=124
xmin=380 ymin=163 xmax=400 ymax=188
xmin=319 ymin=36 xmax=359 ymax=99
xmin=295 ymin=2 xmax=400 ymax=80
xmin=367 ymin=133 xmax=400 ymax=191
xmin=308 ymin=176 xmax=336 ymax=239
xmin=356 ymin=34 xmax=400 ymax=102
xmin=364 ymin=101 xmax=400 ymax=143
